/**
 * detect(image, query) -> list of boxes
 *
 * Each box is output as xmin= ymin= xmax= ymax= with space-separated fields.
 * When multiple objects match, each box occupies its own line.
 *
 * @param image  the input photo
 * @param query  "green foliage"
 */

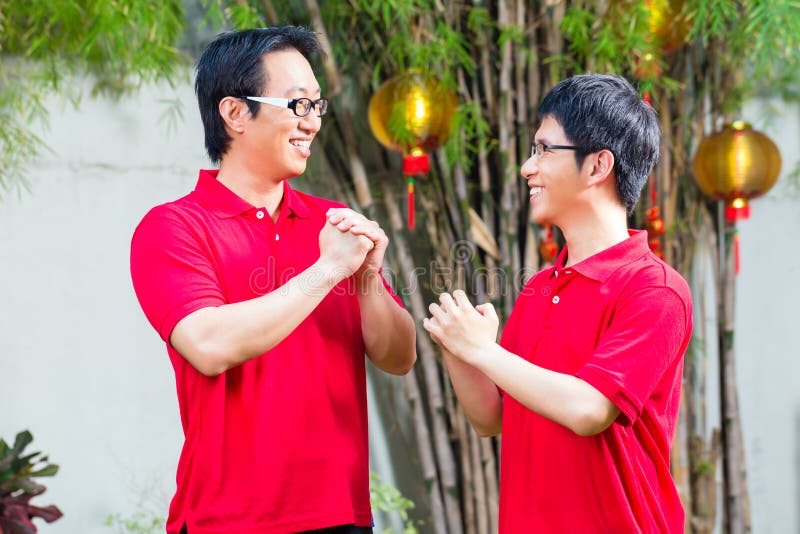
xmin=370 ymin=472 xmax=420 ymax=534
xmin=105 ymin=512 xmax=165 ymax=534
xmin=0 ymin=430 xmax=63 ymax=532
xmin=0 ymin=0 xmax=189 ymax=194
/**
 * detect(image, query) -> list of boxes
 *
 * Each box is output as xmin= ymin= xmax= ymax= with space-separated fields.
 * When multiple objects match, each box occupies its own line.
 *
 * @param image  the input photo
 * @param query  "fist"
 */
xmin=319 ymin=220 xmax=374 ymax=279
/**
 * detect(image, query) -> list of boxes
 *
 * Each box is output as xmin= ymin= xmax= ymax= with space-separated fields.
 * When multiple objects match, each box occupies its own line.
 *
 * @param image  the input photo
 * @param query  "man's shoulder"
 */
xmin=140 ymin=189 xmax=204 ymax=223
xmin=613 ymin=254 xmax=691 ymax=303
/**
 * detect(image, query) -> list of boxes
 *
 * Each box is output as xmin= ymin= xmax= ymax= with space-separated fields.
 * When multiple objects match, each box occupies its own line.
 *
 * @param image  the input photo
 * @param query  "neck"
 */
xmin=560 ymin=206 xmax=630 ymax=267
xmin=216 ymin=155 xmax=286 ymax=220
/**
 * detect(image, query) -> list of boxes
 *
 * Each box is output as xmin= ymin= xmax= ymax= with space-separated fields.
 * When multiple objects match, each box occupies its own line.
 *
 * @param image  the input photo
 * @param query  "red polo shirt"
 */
xmin=498 ymin=230 xmax=692 ymax=533
xmin=130 ymin=170 xmax=390 ymax=534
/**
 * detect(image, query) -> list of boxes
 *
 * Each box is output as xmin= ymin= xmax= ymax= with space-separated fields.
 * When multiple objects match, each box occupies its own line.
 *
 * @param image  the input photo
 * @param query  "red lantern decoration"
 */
xmin=646 ymin=205 xmax=665 ymax=259
xmin=539 ymin=225 xmax=559 ymax=264
xmin=367 ymin=73 xmax=457 ymax=229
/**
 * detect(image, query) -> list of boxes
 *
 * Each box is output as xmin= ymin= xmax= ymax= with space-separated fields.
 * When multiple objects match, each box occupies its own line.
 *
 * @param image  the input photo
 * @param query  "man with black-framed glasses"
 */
xmin=130 ymin=27 xmax=416 ymax=534
xmin=425 ymin=74 xmax=692 ymax=532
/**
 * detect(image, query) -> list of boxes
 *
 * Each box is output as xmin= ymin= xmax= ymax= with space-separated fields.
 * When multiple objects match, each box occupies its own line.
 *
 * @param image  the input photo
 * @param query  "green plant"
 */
xmin=104 ymin=511 xmax=165 ymax=534
xmin=370 ymin=472 xmax=419 ymax=534
xmin=0 ymin=430 xmax=62 ymax=534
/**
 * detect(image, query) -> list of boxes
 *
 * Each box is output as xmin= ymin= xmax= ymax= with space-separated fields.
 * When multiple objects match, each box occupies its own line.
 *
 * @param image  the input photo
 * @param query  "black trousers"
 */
xmin=180 ymin=524 xmax=372 ymax=534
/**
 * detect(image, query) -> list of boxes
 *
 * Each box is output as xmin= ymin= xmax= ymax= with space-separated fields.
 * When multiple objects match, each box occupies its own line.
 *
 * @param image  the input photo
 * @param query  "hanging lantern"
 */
xmin=367 ymin=72 xmax=458 ymax=229
xmin=539 ymin=225 xmax=559 ymax=264
xmin=645 ymin=205 xmax=665 ymax=259
xmin=693 ymin=121 xmax=782 ymax=222
xmin=647 ymin=0 xmax=692 ymax=54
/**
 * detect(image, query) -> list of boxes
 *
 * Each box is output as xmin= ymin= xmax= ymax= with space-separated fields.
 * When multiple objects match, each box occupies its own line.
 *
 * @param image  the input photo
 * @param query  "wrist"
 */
xmin=311 ymin=257 xmax=349 ymax=288
xmin=466 ymin=341 xmax=498 ymax=370
xmin=354 ymin=267 xmax=384 ymax=295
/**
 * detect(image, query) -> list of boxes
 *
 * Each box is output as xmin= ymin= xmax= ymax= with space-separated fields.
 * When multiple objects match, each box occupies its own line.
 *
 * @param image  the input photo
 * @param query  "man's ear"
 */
xmin=218 ymin=96 xmax=250 ymax=134
xmin=586 ymin=149 xmax=615 ymax=187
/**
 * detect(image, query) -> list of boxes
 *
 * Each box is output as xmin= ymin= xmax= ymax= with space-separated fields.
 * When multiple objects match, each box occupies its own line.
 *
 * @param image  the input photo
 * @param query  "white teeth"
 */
xmin=530 ymin=186 xmax=544 ymax=197
xmin=290 ymin=140 xmax=311 ymax=148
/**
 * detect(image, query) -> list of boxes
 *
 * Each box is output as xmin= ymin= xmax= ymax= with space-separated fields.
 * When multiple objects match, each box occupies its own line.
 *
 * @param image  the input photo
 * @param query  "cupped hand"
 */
xmin=423 ymin=290 xmax=500 ymax=365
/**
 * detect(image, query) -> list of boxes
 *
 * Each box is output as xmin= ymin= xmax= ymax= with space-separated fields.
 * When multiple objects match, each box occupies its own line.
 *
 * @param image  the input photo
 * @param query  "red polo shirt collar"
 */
xmin=193 ymin=169 xmax=312 ymax=220
xmin=554 ymin=229 xmax=650 ymax=282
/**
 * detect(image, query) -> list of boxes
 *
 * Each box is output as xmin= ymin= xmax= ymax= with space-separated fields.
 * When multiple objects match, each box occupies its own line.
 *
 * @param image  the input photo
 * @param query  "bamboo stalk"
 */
xmin=382 ymin=181 xmax=464 ymax=534
xmin=480 ymin=437 xmax=499 ymax=533
xmin=469 ymin=427 xmax=489 ymax=534
xmin=457 ymin=406 xmax=476 ymax=534
xmin=305 ymin=0 xmax=374 ymax=211
xmin=718 ymin=211 xmax=751 ymax=534
xmin=380 ymin=184 xmax=448 ymax=533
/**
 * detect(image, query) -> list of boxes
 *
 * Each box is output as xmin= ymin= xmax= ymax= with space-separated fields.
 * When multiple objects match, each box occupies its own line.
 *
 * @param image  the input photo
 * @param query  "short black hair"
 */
xmin=195 ymin=27 xmax=322 ymax=164
xmin=537 ymin=74 xmax=660 ymax=213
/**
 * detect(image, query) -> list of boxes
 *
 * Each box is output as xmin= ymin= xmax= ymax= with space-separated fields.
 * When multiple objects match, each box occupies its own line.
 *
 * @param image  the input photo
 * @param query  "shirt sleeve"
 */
xmin=130 ymin=212 xmax=225 ymax=343
xmin=575 ymin=285 xmax=690 ymax=426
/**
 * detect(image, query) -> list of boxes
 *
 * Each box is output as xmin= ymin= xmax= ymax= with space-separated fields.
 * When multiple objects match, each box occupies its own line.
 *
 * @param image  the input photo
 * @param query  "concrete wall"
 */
xmin=0 ymin=81 xmax=798 ymax=533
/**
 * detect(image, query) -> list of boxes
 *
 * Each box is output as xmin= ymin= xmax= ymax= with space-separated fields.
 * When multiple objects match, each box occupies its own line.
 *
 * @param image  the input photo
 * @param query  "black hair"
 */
xmin=537 ymin=74 xmax=660 ymax=213
xmin=195 ymin=27 xmax=322 ymax=164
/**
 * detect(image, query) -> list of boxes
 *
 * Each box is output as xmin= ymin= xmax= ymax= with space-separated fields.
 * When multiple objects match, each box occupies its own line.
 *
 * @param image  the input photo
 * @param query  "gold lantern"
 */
xmin=368 ymin=72 xmax=457 ymax=229
xmin=648 ymin=0 xmax=692 ymax=54
xmin=693 ymin=121 xmax=782 ymax=222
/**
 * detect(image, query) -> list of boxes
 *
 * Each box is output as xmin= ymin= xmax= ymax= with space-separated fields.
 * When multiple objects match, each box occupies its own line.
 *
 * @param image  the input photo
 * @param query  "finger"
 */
xmin=428 ymin=302 xmax=446 ymax=321
xmin=357 ymin=235 xmax=375 ymax=251
xmin=438 ymin=292 xmax=457 ymax=312
xmin=347 ymin=225 xmax=384 ymax=244
xmin=452 ymin=289 xmax=474 ymax=310
xmin=423 ymin=319 xmax=444 ymax=344
xmin=476 ymin=302 xmax=499 ymax=321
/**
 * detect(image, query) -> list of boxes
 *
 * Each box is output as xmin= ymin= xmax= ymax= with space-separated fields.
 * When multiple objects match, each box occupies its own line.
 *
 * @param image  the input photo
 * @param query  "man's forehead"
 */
xmin=260 ymin=52 xmax=321 ymax=95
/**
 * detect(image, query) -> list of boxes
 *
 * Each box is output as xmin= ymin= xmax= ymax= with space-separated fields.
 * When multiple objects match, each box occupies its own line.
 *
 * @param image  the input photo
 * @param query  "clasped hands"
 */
xmin=424 ymin=290 xmax=499 ymax=366
xmin=320 ymin=208 xmax=387 ymax=279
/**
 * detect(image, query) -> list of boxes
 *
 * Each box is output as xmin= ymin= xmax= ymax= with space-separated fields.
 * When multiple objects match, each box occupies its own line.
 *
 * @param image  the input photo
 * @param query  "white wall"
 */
xmin=0 ymin=81 xmax=201 ymax=532
xmin=735 ymin=99 xmax=800 ymax=533
xmin=1 ymin=81 xmax=798 ymax=533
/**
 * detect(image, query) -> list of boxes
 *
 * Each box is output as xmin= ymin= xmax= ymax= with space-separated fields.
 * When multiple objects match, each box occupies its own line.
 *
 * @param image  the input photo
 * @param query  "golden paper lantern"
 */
xmin=368 ymin=72 xmax=457 ymax=229
xmin=693 ymin=121 xmax=782 ymax=221
xmin=648 ymin=0 xmax=692 ymax=54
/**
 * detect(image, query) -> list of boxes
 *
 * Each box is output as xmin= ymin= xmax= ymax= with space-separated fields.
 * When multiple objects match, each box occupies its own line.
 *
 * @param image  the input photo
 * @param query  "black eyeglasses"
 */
xmin=530 ymin=143 xmax=580 ymax=158
xmin=244 ymin=96 xmax=328 ymax=117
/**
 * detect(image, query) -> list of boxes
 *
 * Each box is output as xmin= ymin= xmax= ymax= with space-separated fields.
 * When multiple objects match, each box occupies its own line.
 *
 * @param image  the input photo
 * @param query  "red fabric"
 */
xmin=130 ymin=170 xmax=400 ymax=534
xmin=498 ymin=230 xmax=692 ymax=533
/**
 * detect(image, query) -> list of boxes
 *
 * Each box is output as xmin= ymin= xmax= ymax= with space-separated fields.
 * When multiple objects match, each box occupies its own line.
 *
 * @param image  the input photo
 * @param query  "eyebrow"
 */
xmin=286 ymin=85 xmax=322 ymax=96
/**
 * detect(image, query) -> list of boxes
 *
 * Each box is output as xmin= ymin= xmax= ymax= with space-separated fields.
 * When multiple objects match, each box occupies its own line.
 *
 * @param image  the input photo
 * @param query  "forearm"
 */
xmin=442 ymin=350 xmax=502 ymax=436
xmin=358 ymin=274 xmax=416 ymax=375
xmin=472 ymin=344 xmax=618 ymax=436
xmin=171 ymin=258 xmax=343 ymax=375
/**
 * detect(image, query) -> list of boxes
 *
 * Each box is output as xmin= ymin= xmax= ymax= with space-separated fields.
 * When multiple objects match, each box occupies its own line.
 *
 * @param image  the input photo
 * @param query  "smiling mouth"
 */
xmin=530 ymin=186 xmax=544 ymax=198
xmin=290 ymin=140 xmax=311 ymax=148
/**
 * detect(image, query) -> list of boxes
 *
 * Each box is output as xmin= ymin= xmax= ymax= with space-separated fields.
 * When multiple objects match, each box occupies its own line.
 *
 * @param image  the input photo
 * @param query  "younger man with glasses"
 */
xmin=424 ymin=74 xmax=692 ymax=532
xmin=130 ymin=27 xmax=416 ymax=534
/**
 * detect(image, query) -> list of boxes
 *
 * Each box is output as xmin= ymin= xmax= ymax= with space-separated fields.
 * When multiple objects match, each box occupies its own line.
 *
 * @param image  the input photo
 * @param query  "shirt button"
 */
xmin=552 ymin=295 xmax=560 ymax=304
xmin=275 ymin=234 xmax=280 ymax=241
xmin=256 ymin=211 xmax=265 ymax=220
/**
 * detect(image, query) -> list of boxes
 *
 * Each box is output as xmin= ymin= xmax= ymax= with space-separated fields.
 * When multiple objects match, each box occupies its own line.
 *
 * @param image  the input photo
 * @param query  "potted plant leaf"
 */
xmin=0 ymin=430 xmax=62 ymax=533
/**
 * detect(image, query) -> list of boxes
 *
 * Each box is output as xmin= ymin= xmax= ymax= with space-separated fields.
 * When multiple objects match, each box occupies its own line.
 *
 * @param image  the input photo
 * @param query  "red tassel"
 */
xmin=734 ymin=229 xmax=740 ymax=275
xmin=408 ymin=177 xmax=415 ymax=230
